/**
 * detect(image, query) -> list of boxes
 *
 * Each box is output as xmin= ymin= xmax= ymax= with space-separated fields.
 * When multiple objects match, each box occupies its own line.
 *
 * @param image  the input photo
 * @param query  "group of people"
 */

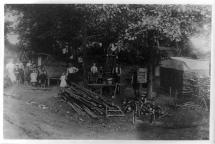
xmin=5 ymin=59 xmax=48 ymax=87
xmin=89 ymin=62 xmax=122 ymax=84
xmin=59 ymin=62 xmax=122 ymax=91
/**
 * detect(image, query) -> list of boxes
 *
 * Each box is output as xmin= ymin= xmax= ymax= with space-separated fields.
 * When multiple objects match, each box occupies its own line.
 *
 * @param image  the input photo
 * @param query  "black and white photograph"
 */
xmin=3 ymin=2 xmax=213 ymax=141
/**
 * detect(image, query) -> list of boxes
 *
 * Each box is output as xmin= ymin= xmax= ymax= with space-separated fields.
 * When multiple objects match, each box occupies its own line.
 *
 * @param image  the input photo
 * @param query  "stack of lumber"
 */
xmin=198 ymin=77 xmax=210 ymax=98
xmin=181 ymin=72 xmax=210 ymax=98
xmin=181 ymin=78 xmax=197 ymax=96
xmin=177 ymin=101 xmax=203 ymax=110
xmin=180 ymin=75 xmax=210 ymax=111
xmin=59 ymin=82 xmax=120 ymax=118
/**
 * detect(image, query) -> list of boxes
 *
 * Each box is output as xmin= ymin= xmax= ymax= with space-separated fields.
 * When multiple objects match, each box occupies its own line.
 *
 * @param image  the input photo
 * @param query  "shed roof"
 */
xmin=161 ymin=57 xmax=209 ymax=76
xmin=171 ymin=57 xmax=209 ymax=70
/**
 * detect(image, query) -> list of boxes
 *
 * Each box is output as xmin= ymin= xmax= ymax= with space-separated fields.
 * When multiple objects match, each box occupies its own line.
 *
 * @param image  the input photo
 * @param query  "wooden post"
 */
xmin=175 ymin=89 xmax=178 ymax=105
xmin=48 ymin=78 xmax=50 ymax=87
xmin=169 ymin=87 xmax=172 ymax=97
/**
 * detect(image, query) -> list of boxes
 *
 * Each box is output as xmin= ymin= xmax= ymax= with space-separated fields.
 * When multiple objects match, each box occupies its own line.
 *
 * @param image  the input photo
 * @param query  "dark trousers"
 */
xmin=19 ymin=69 xmax=24 ymax=84
xmin=67 ymin=73 xmax=77 ymax=85
xmin=132 ymin=83 xmax=140 ymax=98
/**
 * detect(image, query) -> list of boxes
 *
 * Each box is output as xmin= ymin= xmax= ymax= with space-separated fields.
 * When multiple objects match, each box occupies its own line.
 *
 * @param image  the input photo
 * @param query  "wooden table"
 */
xmin=87 ymin=83 xmax=120 ymax=96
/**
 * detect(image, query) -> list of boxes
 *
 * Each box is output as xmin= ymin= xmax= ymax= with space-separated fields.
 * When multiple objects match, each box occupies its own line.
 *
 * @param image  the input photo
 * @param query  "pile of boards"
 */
xmin=178 ymin=101 xmax=203 ymax=110
xmin=182 ymin=75 xmax=210 ymax=98
xmin=181 ymin=76 xmax=210 ymax=111
xmin=59 ymin=82 xmax=120 ymax=118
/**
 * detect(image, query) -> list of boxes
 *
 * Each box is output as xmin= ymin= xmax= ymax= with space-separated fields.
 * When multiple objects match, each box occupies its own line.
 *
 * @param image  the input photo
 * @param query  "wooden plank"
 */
xmin=62 ymin=90 xmax=106 ymax=116
xmin=67 ymin=102 xmax=85 ymax=115
xmin=82 ymin=105 xmax=98 ymax=118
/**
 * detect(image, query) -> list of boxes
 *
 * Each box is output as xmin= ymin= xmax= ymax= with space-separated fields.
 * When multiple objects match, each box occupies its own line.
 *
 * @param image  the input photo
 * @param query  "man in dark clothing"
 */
xmin=131 ymin=68 xmax=140 ymax=98
xmin=112 ymin=63 xmax=121 ymax=93
xmin=39 ymin=66 xmax=48 ymax=87
xmin=66 ymin=63 xmax=79 ymax=85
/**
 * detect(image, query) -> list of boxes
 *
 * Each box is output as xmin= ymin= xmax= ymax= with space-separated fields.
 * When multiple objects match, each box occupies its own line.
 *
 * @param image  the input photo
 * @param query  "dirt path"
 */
xmin=3 ymin=85 xmax=209 ymax=139
xmin=3 ymin=85 xmax=137 ymax=139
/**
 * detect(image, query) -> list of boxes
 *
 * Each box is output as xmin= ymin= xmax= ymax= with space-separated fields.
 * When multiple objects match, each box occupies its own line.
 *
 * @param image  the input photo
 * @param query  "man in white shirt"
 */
xmin=90 ymin=63 xmax=98 ymax=74
xmin=26 ymin=60 xmax=32 ymax=68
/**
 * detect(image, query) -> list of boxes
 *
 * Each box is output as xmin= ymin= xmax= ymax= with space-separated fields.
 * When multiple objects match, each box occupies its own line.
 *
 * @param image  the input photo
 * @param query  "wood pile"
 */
xmin=181 ymin=72 xmax=210 ymax=99
xmin=177 ymin=101 xmax=203 ymax=110
xmin=180 ymin=74 xmax=210 ymax=111
xmin=198 ymin=77 xmax=210 ymax=98
xmin=59 ymin=82 xmax=120 ymax=118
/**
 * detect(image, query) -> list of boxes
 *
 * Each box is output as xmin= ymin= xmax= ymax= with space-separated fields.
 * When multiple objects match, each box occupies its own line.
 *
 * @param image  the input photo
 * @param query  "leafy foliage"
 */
xmin=5 ymin=4 xmax=211 ymax=59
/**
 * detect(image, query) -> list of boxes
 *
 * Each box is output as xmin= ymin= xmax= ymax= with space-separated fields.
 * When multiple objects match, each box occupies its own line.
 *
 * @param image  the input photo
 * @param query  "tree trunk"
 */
xmin=81 ymin=26 xmax=88 ymax=87
xmin=176 ymin=42 xmax=181 ymax=56
xmin=147 ymin=61 xmax=153 ymax=98
xmin=147 ymin=34 xmax=158 ymax=99
xmin=146 ymin=31 xmax=153 ymax=98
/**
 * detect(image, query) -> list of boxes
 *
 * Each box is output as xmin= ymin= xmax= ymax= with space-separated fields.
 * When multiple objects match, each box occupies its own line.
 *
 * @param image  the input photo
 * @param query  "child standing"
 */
xmin=60 ymin=72 xmax=67 ymax=92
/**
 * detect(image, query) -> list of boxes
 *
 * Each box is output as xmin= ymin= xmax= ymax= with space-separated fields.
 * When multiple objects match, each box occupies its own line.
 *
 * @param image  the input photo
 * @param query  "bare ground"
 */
xmin=3 ymin=85 xmax=209 ymax=139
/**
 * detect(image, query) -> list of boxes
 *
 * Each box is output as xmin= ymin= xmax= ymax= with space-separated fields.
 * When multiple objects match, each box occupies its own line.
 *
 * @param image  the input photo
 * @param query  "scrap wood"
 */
xmin=59 ymin=82 xmax=123 ymax=117
xmin=71 ymin=82 xmax=102 ymax=99
xmin=82 ymin=105 xmax=98 ymax=118
xmin=65 ymin=89 xmax=104 ymax=109
xmin=67 ymin=87 xmax=99 ymax=103
xmin=69 ymin=84 xmax=114 ymax=108
xmin=67 ymin=102 xmax=85 ymax=116
xmin=67 ymin=92 xmax=105 ymax=115
xmin=60 ymin=91 xmax=102 ymax=117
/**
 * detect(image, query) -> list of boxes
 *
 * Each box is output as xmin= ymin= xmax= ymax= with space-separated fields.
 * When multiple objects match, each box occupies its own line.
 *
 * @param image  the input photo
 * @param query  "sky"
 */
xmin=5 ymin=9 xmax=21 ymax=45
xmin=7 ymin=34 xmax=19 ymax=45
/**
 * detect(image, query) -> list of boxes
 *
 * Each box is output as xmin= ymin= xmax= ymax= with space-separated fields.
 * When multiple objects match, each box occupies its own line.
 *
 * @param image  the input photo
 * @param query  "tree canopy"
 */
xmin=5 ymin=4 xmax=211 ymax=61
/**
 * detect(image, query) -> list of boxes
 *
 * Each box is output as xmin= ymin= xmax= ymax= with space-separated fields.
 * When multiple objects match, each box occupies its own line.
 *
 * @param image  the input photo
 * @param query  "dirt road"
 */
xmin=3 ymin=85 xmax=209 ymax=139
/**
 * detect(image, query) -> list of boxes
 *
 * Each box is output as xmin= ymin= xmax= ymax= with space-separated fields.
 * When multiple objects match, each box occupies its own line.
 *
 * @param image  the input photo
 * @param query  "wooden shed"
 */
xmin=35 ymin=53 xmax=67 ymax=86
xmin=160 ymin=57 xmax=209 ymax=95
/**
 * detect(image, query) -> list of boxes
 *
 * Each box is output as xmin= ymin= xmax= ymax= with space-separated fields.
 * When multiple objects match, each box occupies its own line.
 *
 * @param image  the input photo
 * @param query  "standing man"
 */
xmin=90 ymin=63 xmax=98 ymax=74
xmin=131 ymin=67 xmax=140 ymax=99
xmin=26 ymin=60 xmax=32 ymax=84
xmin=26 ymin=60 xmax=32 ymax=68
xmin=17 ymin=60 xmax=24 ymax=84
xmin=39 ymin=66 xmax=48 ymax=88
xmin=6 ymin=59 xmax=16 ymax=84
xmin=66 ymin=63 xmax=79 ymax=85
xmin=112 ymin=63 xmax=122 ymax=93
xmin=112 ymin=63 xmax=121 ymax=83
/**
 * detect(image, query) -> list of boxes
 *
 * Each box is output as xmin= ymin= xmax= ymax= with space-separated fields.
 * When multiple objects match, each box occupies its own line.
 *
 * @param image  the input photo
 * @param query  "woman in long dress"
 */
xmin=6 ymin=59 xmax=16 ymax=84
